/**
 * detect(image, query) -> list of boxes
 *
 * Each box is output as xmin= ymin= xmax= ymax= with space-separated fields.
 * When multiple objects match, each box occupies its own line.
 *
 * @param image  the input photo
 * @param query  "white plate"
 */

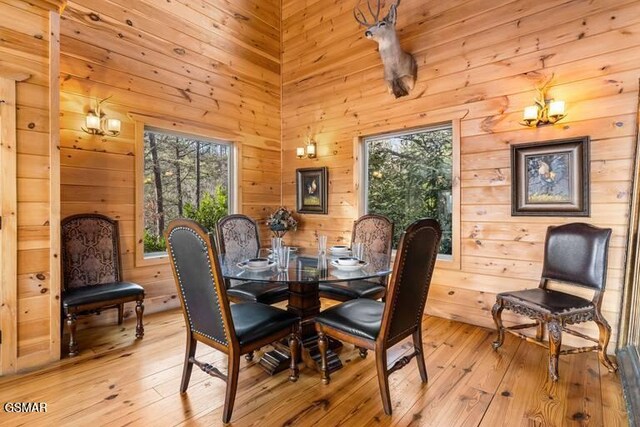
xmin=267 ymin=247 xmax=298 ymax=252
xmin=237 ymin=261 xmax=276 ymax=271
xmin=330 ymin=259 xmax=367 ymax=272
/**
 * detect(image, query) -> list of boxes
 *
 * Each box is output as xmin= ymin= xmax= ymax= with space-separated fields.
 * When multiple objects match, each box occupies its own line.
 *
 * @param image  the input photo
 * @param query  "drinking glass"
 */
xmin=318 ymin=235 xmax=327 ymax=254
xmin=352 ymin=242 xmax=365 ymax=261
xmin=276 ymin=246 xmax=291 ymax=271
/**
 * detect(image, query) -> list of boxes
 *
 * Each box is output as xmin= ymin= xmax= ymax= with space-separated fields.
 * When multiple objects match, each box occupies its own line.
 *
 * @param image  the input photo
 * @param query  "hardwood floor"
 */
xmin=0 ymin=305 xmax=628 ymax=426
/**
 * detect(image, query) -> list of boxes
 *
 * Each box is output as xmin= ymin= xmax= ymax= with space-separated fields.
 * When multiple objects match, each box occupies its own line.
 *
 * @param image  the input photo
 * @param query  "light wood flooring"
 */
xmin=0 ymin=305 xmax=629 ymax=426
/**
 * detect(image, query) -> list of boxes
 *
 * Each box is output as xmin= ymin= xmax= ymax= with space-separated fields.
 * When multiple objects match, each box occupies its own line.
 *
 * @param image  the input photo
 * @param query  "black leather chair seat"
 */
xmin=231 ymin=303 xmax=299 ymax=346
xmin=63 ymin=282 xmax=144 ymax=308
xmin=498 ymin=288 xmax=593 ymax=314
xmin=315 ymin=299 xmax=384 ymax=341
xmin=227 ymin=281 xmax=289 ymax=304
xmin=319 ymin=280 xmax=386 ymax=300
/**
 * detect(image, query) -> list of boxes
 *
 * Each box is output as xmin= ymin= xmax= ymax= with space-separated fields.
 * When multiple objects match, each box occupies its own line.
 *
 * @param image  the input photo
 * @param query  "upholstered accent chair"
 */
xmin=216 ymin=214 xmax=288 ymax=305
xmin=165 ymin=219 xmax=300 ymax=423
xmin=61 ymin=214 xmax=144 ymax=357
xmin=492 ymin=222 xmax=618 ymax=381
xmin=319 ymin=214 xmax=394 ymax=301
xmin=315 ymin=218 xmax=441 ymax=415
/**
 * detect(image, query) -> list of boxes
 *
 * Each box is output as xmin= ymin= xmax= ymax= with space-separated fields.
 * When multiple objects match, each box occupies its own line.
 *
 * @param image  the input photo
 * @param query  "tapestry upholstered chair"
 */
xmin=165 ymin=219 xmax=300 ymax=423
xmin=319 ymin=214 xmax=394 ymax=301
xmin=216 ymin=214 xmax=288 ymax=305
xmin=315 ymin=218 xmax=441 ymax=415
xmin=491 ymin=222 xmax=618 ymax=381
xmin=61 ymin=214 xmax=144 ymax=357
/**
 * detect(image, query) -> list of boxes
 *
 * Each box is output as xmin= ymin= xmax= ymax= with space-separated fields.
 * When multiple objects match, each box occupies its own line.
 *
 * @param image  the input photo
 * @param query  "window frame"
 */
xmin=133 ymin=116 xmax=239 ymax=267
xmin=356 ymin=120 xmax=461 ymax=270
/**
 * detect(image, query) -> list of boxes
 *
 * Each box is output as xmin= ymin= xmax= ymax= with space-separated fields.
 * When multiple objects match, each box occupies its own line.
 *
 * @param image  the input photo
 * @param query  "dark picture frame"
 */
xmin=511 ymin=136 xmax=590 ymax=216
xmin=296 ymin=167 xmax=329 ymax=214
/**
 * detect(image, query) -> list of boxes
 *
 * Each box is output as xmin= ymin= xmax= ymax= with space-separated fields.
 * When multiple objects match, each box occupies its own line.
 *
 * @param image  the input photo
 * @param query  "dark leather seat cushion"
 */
xmin=227 ymin=281 xmax=288 ymax=303
xmin=63 ymin=282 xmax=144 ymax=308
xmin=315 ymin=299 xmax=384 ymax=341
xmin=498 ymin=288 xmax=593 ymax=314
xmin=319 ymin=280 xmax=386 ymax=300
xmin=231 ymin=303 xmax=298 ymax=346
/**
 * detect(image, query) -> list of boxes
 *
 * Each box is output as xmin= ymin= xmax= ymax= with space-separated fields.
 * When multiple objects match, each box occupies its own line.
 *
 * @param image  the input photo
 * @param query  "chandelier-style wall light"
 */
xmin=520 ymin=75 xmax=566 ymax=127
xmin=81 ymin=97 xmax=121 ymax=137
xmin=296 ymin=139 xmax=317 ymax=159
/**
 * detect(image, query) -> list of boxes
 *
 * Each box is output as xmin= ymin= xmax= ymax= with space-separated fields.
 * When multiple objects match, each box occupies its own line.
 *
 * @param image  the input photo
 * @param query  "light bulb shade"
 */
xmin=296 ymin=147 xmax=305 ymax=158
xmin=85 ymin=113 xmax=101 ymax=130
xmin=548 ymin=100 xmax=565 ymax=117
xmin=523 ymin=105 xmax=539 ymax=121
xmin=106 ymin=118 xmax=121 ymax=133
xmin=306 ymin=141 xmax=316 ymax=157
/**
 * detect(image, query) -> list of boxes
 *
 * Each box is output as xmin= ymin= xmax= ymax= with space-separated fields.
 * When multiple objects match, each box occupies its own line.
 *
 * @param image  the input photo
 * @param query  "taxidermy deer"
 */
xmin=354 ymin=0 xmax=417 ymax=98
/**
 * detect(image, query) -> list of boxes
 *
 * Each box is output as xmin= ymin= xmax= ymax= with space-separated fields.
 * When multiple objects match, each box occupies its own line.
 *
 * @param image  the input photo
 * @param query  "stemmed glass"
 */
xmin=276 ymin=246 xmax=291 ymax=272
xmin=352 ymin=242 xmax=365 ymax=261
xmin=318 ymin=235 xmax=327 ymax=254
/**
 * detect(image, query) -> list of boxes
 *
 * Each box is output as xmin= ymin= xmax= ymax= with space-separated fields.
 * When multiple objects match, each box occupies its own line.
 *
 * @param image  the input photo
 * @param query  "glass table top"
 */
xmin=219 ymin=249 xmax=392 ymax=284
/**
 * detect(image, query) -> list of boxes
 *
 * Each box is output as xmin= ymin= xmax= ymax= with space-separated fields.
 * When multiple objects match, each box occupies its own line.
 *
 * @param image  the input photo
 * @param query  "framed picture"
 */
xmin=296 ymin=167 xmax=328 ymax=214
xmin=511 ymin=136 xmax=590 ymax=216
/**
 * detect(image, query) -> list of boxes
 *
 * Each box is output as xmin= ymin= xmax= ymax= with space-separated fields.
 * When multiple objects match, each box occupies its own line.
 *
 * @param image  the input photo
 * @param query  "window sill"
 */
xmin=137 ymin=253 xmax=169 ymax=267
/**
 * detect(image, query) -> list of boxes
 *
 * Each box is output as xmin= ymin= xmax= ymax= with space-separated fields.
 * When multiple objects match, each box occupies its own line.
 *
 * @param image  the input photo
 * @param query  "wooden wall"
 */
xmin=281 ymin=0 xmax=640 ymax=349
xmin=0 ymin=0 xmax=61 ymax=371
xmin=58 ymin=0 xmax=281 ymax=326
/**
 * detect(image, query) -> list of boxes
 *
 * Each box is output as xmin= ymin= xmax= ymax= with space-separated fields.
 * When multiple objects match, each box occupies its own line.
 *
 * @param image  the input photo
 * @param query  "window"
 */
xmin=141 ymin=127 xmax=233 ymax=257
xmin=362 ymin=124 xmax=456 ymax=259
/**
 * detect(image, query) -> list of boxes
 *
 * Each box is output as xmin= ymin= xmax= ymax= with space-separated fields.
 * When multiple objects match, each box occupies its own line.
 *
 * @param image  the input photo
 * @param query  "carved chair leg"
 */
xmin=180 ymin=336 xmax=197 ymax=393
xmin=245 ymin=351 xmax=254 ymax=362
xmin=491 ymin=300 xmax=505 ymax=350
xmin=288 ymin=332 xmax=299 ymax=382
xmin=412 ymin=329 xmax=428 ymax=383
xmin=547 ymin=320 xmax=562 ymax=382
xmin=135 ymin=299 xmax=144 ymax=338
xmin=318 ymin=331 xmax=330 ymax=384
xmin=67 ymin=313 xmax=78 ymax=357
xmin=117 ymin=303 xmax=124 ymax=325
xmin=594 ymin=313 xmax=618 ymax=372
xmin=222 ymin=354 xmax=240 ymax=424
xmin=375 ymin=347 xmax=393 ymax=415
xmin=536 ymin=320 xmax=545 ymax=342
xmin=357 ymin=347 xmax=368 ymax=359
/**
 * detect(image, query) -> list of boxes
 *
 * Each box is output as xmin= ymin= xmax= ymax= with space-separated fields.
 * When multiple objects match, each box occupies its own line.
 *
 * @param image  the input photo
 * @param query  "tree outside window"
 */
xmin=143 ymin=129 xmax=232 ymax=255
xmin=365 ymin=125 xmax=453 ymax=256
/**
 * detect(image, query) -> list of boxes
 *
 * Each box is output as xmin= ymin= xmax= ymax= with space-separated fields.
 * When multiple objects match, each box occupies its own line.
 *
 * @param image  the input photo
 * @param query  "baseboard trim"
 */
xmin=617 ymin=345 xmax=640 ymax=427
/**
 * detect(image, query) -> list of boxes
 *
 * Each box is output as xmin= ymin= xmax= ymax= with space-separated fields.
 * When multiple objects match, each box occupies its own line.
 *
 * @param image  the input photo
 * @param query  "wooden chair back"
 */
xmin=61 ymin=214 xmax=123 ymax=291
xmin=379 ymin=218 xmax=441 ymax=346
xmin=165 ymin=219 xmax=234 ymax=350
xmin=351 ymin=213 xmax=394 ymax=256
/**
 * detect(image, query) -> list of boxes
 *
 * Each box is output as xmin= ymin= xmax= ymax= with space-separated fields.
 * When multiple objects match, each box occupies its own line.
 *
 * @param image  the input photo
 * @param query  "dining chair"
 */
xmin=216 ymin=214 xmax=288 ymax=305
xmin=61 ymin=214 xmax=144 ymax=357
xmin=319 ymin=214 xmax=394 ymax=301
xmin=165 ymin=219 xmax=300 ymax=423
xmin=491 ymin=222 xmax=618 ymax=381
xmin=315 ymin=218 xmax=441 ymax=415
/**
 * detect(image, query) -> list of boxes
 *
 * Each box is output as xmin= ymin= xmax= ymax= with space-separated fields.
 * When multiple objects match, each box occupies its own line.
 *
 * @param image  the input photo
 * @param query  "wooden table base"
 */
xmin=257 ymin=280 xmax=343 ymax=376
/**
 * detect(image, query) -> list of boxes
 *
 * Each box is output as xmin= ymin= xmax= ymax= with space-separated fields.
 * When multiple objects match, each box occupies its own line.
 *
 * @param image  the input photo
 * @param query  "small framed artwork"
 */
xmin=296 ymin=167 xmax=328 ymax=214
xmin=511 ymin=136 xmax=590 ymax=216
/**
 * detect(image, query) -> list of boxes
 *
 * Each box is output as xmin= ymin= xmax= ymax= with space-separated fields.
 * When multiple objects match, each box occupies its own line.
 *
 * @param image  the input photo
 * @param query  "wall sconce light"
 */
xmin=81 ymin=97 xmax=121 ymax=137
xmin=520 ymin=75 xmax=566 ymax=127
xmin=296 ymin=139 xmax=317 ymax=159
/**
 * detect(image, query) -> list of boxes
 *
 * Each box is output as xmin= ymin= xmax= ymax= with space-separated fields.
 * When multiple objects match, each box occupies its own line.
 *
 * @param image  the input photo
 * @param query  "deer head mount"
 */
xmin=354 ymin=0 xmax=417 ymax=98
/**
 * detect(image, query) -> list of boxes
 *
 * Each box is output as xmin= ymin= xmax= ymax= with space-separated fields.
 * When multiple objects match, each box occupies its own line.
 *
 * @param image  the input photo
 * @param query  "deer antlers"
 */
xmin=353 ymin=0 xmax=400 ymax=26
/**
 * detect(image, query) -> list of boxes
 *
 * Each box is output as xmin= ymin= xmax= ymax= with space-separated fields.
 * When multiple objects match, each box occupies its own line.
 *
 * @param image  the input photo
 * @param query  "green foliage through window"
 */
xmin=143 ymin=129 xmax=231 ymax=254
xmin=365 ymin=125 xmax=453 ymax=255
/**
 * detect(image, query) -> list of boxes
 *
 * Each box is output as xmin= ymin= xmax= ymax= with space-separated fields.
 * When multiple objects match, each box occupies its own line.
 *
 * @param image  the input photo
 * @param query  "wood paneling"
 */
xmin=59 ymin=0 xmax=282 ymax=328
xmin=0 ymin=0 xmax=60 ymax=372
xmin=281 ymin=0 xmax=640 ymax=350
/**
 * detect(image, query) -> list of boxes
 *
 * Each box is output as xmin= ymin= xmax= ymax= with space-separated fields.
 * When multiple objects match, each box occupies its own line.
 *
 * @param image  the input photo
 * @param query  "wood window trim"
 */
xmin=130 ymin=112 xmax=241 ymax=268
xmin=354 ymin=116 xmax=462 ymax=271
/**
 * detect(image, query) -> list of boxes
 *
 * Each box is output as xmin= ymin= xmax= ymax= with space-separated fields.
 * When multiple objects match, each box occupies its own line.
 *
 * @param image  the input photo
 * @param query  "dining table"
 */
xmin=219 ymin=248 xmax=393 ymax=375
